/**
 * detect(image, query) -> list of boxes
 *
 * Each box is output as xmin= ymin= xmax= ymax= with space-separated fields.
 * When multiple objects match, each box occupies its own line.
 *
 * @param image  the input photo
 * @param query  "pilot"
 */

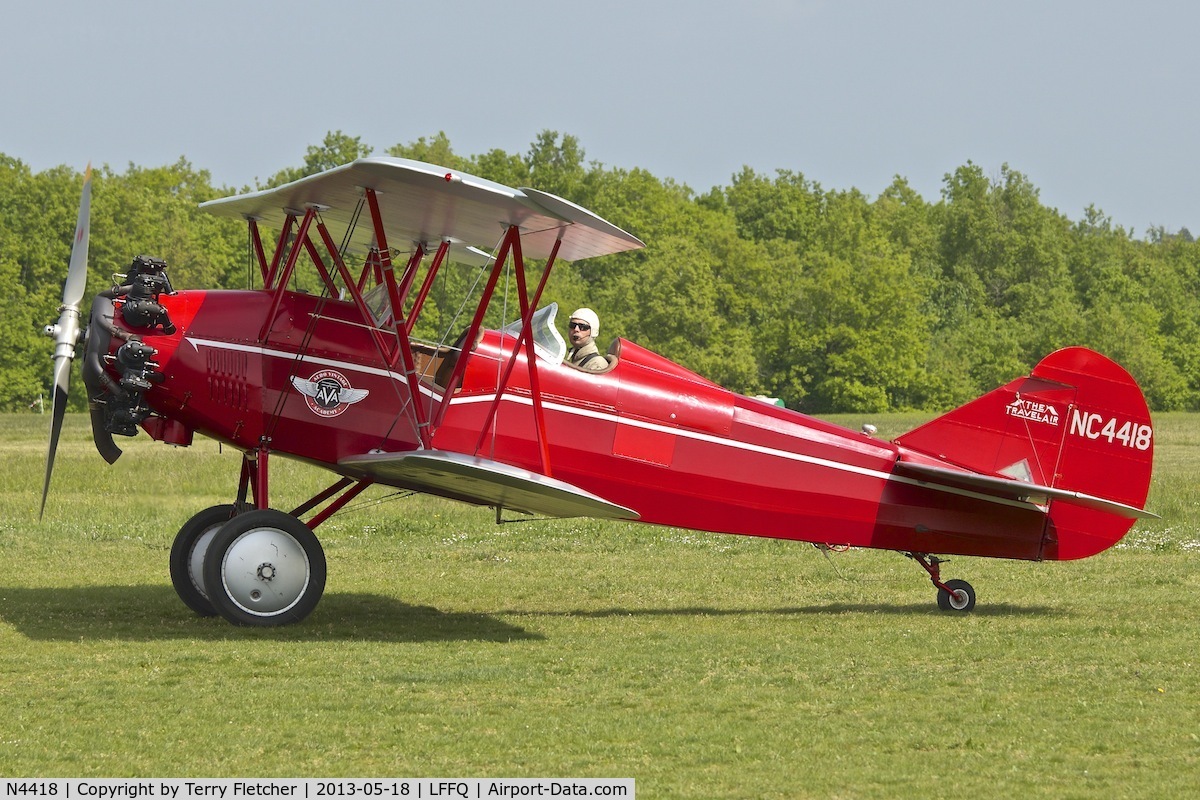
xmin=566 ymin=307 xmax=607 ymax=372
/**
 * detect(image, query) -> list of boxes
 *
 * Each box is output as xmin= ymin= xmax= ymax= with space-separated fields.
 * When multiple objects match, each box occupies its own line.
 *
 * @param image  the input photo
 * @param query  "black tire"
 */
xmin=169 ymin=504 xmax=244 ymax=616
xmin=201 ymin=509 xmax=326 ymax=627
xmin=937 ymin=578 xmax=976 ymax=612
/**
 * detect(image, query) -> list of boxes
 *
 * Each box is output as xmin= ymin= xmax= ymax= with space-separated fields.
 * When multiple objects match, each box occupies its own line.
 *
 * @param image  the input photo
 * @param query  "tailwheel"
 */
xmin=168 ymin=504 xmax=244 ymax=616
xmin=201 ymin=508 xmax=326 ymax=627
xmin=907 ymin=552 xmax=977 ymax=613
xmin=936 ymin=578 xmax=976 ymax=612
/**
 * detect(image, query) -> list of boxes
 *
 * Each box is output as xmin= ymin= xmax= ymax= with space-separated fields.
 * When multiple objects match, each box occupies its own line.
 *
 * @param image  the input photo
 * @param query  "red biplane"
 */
xmin=42 ymin=158 xmax=1156 ymax=626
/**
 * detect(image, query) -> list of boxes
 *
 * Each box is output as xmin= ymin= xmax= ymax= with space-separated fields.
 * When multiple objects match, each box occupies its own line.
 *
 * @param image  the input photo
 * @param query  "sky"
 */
xmin=4 ymin=0 xmax=1198 ymax=235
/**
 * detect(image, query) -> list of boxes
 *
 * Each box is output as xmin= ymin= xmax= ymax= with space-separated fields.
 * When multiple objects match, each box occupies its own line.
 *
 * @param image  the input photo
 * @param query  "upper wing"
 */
xmin=339 ymin=449 xmax=639 ymax=521
xmin=894 ymin=460 xmax=1158 ymax=520
xmin=200 ymin=157 xmax=645 ymax=264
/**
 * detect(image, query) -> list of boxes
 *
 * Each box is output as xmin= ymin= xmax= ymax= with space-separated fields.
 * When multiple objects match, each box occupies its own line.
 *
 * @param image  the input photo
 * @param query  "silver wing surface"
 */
xmin=200 ymin=157 xmax=645 ymax=264
xmin=339 ymin=449 xmax=640 ymax=521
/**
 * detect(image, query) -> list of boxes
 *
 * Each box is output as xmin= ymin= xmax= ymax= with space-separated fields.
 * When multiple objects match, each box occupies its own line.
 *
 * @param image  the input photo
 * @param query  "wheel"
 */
xmin=937 ymin=578 xmax=976 ymax=612
xmin=201 ymin=509 xmax=326 ymax=627
xmin=169 ymin=504 xmax=244 ymax=616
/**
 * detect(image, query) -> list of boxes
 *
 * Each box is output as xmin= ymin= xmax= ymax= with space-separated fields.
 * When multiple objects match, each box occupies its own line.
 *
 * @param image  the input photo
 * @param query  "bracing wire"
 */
xmin=416 ymin=230 xmax=507 ymax=429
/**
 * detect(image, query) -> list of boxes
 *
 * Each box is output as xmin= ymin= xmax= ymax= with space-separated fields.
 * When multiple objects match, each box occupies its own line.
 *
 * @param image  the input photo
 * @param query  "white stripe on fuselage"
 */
xmin=183 ymin=336 xmax=1043 ymax=513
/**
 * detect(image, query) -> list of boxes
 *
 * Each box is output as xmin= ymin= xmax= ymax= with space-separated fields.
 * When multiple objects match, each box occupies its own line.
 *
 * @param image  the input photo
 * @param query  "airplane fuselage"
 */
xmin=115 ymin=287 xmax=1059 ymax=562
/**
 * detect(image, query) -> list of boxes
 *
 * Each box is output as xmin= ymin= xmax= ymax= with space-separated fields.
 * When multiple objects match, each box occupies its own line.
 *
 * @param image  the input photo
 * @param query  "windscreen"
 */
xmin=500 ymin=303 xmax=567 ymax=365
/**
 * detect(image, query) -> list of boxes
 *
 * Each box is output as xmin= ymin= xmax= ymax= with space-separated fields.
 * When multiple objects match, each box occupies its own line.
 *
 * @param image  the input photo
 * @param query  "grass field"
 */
xmin=2 ymin=413 xmax=1198 ymax=797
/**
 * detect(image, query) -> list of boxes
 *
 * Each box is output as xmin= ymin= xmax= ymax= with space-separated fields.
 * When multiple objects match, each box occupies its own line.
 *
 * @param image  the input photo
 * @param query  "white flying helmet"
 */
xmin=569 ymin=307 xmax=599 ymax=338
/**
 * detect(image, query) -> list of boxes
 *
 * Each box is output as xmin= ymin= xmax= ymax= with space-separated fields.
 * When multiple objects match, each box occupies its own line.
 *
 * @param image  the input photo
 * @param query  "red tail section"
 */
xmin=896 ymin=347 xmax=1154 ymax=560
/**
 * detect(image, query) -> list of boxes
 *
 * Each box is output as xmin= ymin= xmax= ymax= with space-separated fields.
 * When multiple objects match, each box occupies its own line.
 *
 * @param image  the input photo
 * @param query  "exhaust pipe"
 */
xmin=81 ymin=294 xmax=124 ymax=464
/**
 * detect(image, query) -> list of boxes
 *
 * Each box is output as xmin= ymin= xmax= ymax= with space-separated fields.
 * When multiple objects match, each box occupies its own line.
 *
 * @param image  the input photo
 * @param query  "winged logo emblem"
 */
xmin=291 ymin=369 xmax=369 ymax=418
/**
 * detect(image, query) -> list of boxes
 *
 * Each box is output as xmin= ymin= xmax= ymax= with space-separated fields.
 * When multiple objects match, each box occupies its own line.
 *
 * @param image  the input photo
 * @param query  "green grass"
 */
xmin=2 ymin=413 xmax=1199 ymax=797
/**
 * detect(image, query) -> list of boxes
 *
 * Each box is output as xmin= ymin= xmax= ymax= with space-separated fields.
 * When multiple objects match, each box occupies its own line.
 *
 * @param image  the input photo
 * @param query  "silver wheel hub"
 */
xmin=220 ymin=527 xmax=310 ymax=616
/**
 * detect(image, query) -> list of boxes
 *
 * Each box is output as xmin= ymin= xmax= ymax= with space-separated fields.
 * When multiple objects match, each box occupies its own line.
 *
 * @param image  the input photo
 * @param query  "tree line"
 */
xmin=3 ymin=131 xmax=1198 ymax=415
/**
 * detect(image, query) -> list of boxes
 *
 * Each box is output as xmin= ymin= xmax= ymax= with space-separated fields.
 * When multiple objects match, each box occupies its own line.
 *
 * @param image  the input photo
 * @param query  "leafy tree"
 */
xmin=8 ymin=133 xmax=1200 ymax=415
xmin=0 ymin=240 xmax=47 ymax=411
xmin=0 ymin=161 xmax=94 ymax=410
xmin=525 ymin=131 xmax=587 ymax=201
xmin=386 ymin=131 xmax=461 ymax=168
xmin=934 ymin=162 xmax=1089 ymax=385
xmin=789 ymin=249 xmax=931 ymax=412
xmin=93 ymin=159 xmax=243 ymax=290
xmin=724 ymin=167 xmax=823 ymax=248
xmin=467 ymin=148 xmax=530 ymax=188
xmin=1078 ymin=265 xmax=1185 ymax=409
xmin=265 ymin=131 xmax=373 ymax=187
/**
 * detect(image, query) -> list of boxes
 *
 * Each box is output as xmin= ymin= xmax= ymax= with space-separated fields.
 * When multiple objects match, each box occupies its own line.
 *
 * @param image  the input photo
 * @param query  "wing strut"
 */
xmin=473 ymin=233 xmax=560 ymax=476
xmin=302 ymin=232 xmax=344 ymax=298
xmin=316 ymin=199 xmax=431 ymax=448
xmin=313 ymin=218 xmax=391 ymax=357
xmin=432 ymin=225 xmax=519 ymax=430
xmin=253 ymin=196 xmax=434 ymax=451
xmin=259 ymin=208 xmax=315 ymax=340
xmin=428 ymin=222 xmax=558 ymax=480
xmin=364 ymin=187 xmax=407 ymax=338
xmin=363 ymin=187 xmax=433 ymax=447
xmin=248 ymin=218 xmax=269 ymax=285
xmin=264 ymin=213 xmax=297 ymax=290
xmin=405 ymin=240 xmax=450 ymax=335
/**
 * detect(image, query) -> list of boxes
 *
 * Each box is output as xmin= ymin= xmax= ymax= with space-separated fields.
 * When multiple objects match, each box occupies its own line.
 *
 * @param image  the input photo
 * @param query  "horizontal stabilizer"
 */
xmin=895 ymin=460 xmax=1158 ymax=520
xmin=339 ymin=449 xmax=640 ymax=520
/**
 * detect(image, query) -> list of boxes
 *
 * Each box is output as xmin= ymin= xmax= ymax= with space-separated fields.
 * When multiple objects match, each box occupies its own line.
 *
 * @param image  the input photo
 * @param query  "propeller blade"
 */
xmin=62 ymin=164 xmax=92 ymax=307
xmin=41 ymin=165 xmax=92 ymax=519
xmin=40 ymin=352 xmax=74 ymax=519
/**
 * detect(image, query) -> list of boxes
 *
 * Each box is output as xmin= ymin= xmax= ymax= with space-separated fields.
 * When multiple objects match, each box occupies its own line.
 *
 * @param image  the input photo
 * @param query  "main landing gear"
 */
xmin=169 ymin=505 xmax=328 ymax=627
xmin=167 ymin=448 xmax=369 ymax=627
xmin=907 ymin=552 xmax=977 ymax=612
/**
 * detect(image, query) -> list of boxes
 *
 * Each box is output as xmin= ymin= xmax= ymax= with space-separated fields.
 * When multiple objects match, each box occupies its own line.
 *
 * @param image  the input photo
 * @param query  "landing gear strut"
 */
xmin=167 ymin=449 xmax=372 ymax=626
xmin=907 ymin=552 xmax=976 ymax=612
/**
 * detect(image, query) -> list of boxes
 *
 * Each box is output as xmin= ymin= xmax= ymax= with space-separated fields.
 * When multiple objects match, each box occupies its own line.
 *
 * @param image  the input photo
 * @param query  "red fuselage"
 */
xmin=125 ymin=288 xmax=1057 ymax=562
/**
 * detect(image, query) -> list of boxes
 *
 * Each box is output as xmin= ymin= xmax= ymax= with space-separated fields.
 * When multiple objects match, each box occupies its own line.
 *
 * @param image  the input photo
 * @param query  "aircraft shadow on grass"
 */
xmin=0 ymin=582 xmax=1064 ymax=643
xmin=0 ymin=585 xmax=542 ymax=643
xmin=498 ymin=602 xmax=1062 ymax=618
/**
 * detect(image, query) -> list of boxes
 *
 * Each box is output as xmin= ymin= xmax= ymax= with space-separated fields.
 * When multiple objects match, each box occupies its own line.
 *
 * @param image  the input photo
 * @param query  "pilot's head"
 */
xmin=568 ymin=307 xmax=599 ymax=347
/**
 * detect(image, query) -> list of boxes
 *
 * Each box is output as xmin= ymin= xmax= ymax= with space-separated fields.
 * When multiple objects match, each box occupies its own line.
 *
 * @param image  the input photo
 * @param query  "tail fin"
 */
xmin=895 ymin=347 xmax=1154 ymax=560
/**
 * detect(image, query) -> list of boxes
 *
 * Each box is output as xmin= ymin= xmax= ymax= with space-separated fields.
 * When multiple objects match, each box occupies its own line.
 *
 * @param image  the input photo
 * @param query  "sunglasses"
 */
xmin=569 ymin=321 xmax=591 ymax=331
